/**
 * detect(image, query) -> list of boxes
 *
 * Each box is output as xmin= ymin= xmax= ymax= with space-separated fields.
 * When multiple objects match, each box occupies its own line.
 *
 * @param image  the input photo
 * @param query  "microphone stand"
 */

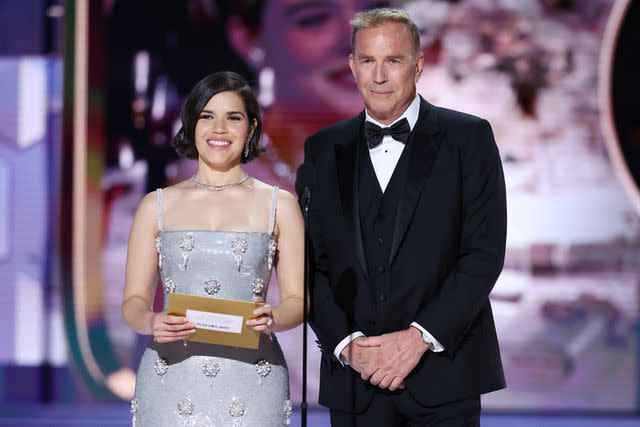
xmin=301 ymin=187 xmax=311 ymax=426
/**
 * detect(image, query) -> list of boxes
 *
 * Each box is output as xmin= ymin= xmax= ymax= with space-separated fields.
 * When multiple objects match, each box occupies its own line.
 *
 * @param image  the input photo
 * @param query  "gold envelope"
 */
xmin=167 ymin=293 xmax=263 ymax=349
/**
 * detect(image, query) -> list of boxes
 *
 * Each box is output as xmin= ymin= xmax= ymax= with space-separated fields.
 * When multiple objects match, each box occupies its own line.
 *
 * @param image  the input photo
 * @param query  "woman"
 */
xmin=122 ymin=71 xmax=304 ymax=426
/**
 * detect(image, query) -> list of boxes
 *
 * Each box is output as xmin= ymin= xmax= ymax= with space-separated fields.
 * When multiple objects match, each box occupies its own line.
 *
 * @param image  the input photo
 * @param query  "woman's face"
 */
xmin=261 ymin=0 xmax=392 ymax=116
xmin=194 ymin=91 xmax=256 ymax=170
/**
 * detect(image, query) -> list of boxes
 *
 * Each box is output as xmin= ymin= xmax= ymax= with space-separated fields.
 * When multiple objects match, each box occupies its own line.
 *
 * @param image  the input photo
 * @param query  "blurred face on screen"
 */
xmin=260 ymin=0 xmax=393 ymax=116
xmin=349 ymin=21 xmax=423 ymax=124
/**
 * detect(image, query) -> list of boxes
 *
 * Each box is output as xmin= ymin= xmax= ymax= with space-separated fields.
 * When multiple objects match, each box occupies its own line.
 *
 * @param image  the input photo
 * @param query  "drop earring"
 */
xmin=243 ymin=138 xmax=250 ymax=159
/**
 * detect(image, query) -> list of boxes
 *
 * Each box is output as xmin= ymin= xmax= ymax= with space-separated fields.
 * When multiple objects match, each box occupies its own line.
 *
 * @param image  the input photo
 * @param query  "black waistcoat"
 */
xmin=358 ymin=136 xmax=412 ymax=304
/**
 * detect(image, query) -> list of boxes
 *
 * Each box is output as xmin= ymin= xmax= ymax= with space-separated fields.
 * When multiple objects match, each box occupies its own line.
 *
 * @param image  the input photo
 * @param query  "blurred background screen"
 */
xmin=0 ymin=0 xmax=639 ymax=413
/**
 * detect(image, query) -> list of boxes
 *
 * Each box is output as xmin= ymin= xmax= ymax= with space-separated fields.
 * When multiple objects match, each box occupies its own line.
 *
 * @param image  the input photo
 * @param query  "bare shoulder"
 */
xmin=276 ymin=188 xmax=298 ymax=207
xmin=246 ymin=178 xmax=282 ymax=202
xmin=131 ymin=190 xmax=161 ymax=234
xmin=275 ymin=188 xmax=302 ymax=222
xmin=137 ymin=190 xmax=159 ymax=216
xmin=158 ymin=180 xmax=192 ymax=198
xmin=248 ymin=177 xmax=276 ymax=192
xmin=153 ymin=180 xmax=198 ymax=210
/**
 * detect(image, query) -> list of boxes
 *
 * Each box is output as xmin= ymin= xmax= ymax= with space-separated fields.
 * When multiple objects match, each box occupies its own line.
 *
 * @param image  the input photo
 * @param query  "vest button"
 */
xmin=377 ymin=237 xmax=384 ymax=245
xmin=379 ymin=294 xmax=387 ymax=302
xmin=378 ymin=265 xmax=386 ymax=273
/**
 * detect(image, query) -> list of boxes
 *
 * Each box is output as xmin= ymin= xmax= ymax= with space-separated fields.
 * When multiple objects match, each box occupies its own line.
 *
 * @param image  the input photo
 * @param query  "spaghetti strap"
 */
xmin=268 ymin=186 xmax=279 ymax=235
xmin=156 ymin=188 xmax=164 ymax=232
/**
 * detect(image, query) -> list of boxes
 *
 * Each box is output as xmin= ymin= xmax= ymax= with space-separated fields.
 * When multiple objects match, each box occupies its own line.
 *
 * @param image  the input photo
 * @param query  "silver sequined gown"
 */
xmin=131 ymin=188 xmax=291 ymax=426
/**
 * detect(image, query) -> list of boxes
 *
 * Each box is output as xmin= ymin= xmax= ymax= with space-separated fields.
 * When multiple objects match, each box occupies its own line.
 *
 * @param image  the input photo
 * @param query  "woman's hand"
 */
xmin=150 ymin=313 xmax=196 ymax=343
xmin=246 ymin=297 xmax=275 ymax=333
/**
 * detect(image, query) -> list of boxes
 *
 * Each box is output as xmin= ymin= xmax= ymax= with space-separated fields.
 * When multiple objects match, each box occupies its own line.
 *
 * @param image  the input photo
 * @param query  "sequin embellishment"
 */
xmin=178 ymin=233 xmax=195 ymax=270
xmin=155 ymin=236 xmax=163 ymax=269
xmin=231 ymin=238 xmax=248 ymax=271
xmin=131 ymin=399 xmax=139 ymax=427
xmin=255 ymin=359 xmax=271 ymax=385
xmin=154 ymin=358 xmax=168 ymax=383
xmin=267 ymin=237 xmax=277 ymax=270
xmin=228 ymin=398 xmax=246 ymax=425
xmin=202 ymin=360 xmax=220 ymax=387
xmin=179 ymin=234 xmax=195 ymax=251
xmin=204 ymin=279 xmax=221 ymax=296
xmin=178 ymin=399 xmax=194 ymax=425
xmin=251 ymin=278 xmax=265 ymax=298
xmin=284 ymin=400 xmax=293 ymax=426
xmin=163 ymin=277 xmax=176 ymax=294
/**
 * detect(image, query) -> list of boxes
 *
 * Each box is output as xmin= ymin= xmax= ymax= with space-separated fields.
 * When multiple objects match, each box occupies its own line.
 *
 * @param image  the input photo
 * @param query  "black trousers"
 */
xmin=329 ymin=390 xmax=480 ymax=427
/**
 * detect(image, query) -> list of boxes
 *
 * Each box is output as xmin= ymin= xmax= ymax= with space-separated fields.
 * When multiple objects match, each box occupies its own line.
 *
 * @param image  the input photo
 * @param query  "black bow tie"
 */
xmin=364 ymin=118 xmax=411 ymax=149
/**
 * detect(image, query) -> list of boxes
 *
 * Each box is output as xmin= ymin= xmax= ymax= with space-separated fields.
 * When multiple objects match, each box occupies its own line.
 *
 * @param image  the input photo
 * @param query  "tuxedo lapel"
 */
xmin=390 ymin=99 xmax=443 ymax=264
xmin=335 ymin=116 xmax=368 ymax=277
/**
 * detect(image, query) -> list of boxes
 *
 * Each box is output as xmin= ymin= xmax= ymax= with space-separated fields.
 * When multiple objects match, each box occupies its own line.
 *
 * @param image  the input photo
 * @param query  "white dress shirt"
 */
xmin=334 ymin=94 xmax=444 ymax=365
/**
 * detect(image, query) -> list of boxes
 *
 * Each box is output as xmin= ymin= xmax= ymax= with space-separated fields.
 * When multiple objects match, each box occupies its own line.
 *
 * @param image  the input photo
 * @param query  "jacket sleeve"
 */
xmin=413 ymin=119 xmax=507 ymax=357
xmin=295 ymin=137 xmax=359 ymax=359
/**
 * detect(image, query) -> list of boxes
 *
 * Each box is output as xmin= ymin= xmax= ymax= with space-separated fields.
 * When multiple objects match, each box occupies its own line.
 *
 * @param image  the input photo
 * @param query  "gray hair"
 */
xmin=350 ymin=8 xmax=421 ymax=53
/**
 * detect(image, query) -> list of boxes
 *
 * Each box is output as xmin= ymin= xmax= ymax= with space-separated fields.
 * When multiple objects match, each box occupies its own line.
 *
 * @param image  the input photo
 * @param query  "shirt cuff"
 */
xmin=410 ymin=322 xmax=444 ymax=352
xmin=333 ymin=331 xmax=366 ymax=366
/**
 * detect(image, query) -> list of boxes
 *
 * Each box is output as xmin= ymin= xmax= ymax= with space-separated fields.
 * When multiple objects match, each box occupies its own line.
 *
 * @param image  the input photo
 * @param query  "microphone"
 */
xmin=295 ymin=162 xmax=311 ymax=426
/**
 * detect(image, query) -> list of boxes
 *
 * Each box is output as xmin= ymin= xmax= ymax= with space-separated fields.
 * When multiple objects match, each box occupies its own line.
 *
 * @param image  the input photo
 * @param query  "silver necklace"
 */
xmin=190 ymin=174 xmax=250 ymax=191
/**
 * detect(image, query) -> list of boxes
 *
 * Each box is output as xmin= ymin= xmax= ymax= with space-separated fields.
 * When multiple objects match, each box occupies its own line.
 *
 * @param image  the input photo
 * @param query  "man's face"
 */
xmin=349 ymin=21 xmax=423 ymax=124
xmin=262 ymin=0 xmax=392 ymax=116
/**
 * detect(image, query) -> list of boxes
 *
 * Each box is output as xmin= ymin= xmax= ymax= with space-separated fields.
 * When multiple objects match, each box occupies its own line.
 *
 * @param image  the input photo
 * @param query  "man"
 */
xmin=296 ymin=8 xmax=506 ymax=427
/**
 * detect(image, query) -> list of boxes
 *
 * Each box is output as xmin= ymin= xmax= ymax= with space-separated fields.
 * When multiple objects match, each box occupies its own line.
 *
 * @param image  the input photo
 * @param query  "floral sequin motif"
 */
xmin=284 ymin=400 xmax=293 ymax=426
xmin=178 ymin=399 xmax=194 ymax=422
xmin=254 ymin=359 xmax=271 ymax=377
xmin=202 ymin=360 xmax=220 ymax=378
xmin=231 ymin=238 xmax=248 ymax=271
xmin=130 ymin=399 xmax=139 ymax=427
xmin=228 ymin=398 xmax=246 ymax=419
xmin=179 ymin=234 xmax=195 ymax=251
xmin=178 ymin=233 xmax=195 ymax=270
xmin=204 ymin=279 xmax=221 ymax=296
xmin=251 ymin=278 xmax=265 ymax=297
xmin=254 ymin=359 xmax=271 ymax=385
xmin=267 ymin=237 xmax=277 ymax=270
xmin=163 ymin=277 xmax=176 ymax=294
xmin=154 ymin=358 xmax=168 ymax=377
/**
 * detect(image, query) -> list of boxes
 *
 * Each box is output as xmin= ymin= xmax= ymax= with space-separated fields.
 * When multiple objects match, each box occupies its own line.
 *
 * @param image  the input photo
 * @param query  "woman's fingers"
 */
xmin=246 ymin=316 xmax=271 ymax=326
xmin=163 ymin=315 xmax=190 ymax=324
xmin=164 ymin=322 xmax=196 ymax=332
xmin=156 ymin=328 xmax=196 ymax=338
xmin=252 ymin=304 xmax=272 ymax=317
xmin=151 ymin=313 xmax=197 ymax=342
xmin=154 ymin=328 xmax=196 ymax=343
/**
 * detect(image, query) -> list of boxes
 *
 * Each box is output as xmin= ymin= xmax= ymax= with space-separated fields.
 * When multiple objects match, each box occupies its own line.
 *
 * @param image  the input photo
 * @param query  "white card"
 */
xmin=186 ymin=309 xmax=244 ymax=334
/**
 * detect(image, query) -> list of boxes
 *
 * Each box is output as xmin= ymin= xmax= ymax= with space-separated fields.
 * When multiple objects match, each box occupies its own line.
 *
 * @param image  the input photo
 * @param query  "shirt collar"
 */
xmin=365 ymin=93 xmax=420 ymax=131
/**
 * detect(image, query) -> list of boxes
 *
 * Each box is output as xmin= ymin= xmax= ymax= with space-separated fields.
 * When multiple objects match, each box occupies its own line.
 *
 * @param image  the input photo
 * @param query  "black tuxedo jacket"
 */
xmin=296 ymin=97 xmax=507 ymax=411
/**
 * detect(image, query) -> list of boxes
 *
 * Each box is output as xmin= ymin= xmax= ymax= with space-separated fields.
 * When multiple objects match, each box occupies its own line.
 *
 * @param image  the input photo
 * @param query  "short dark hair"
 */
xmin=171 ymin=71 xmax=264 ymax=162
